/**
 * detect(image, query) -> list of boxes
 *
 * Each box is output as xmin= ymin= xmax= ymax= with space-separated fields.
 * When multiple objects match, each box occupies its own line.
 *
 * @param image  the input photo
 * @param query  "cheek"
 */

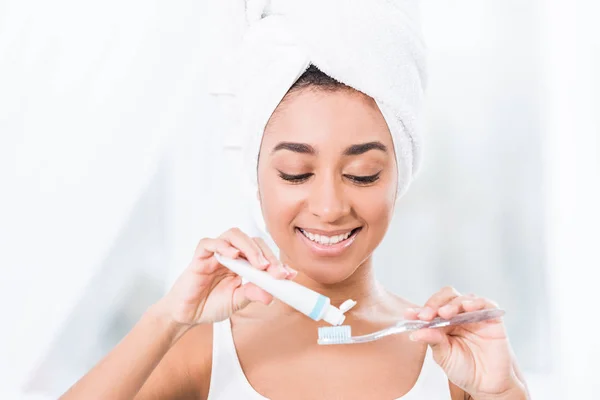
xmin=355 ymin=180 xmax=396 ymax=230
xmin=258 ymin=172 xmax=302 ymax=232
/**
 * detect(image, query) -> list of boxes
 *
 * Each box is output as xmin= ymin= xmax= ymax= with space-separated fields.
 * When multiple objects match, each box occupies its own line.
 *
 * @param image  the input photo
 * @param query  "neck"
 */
xmin=273 ymin=256 xmax=387 ymax=316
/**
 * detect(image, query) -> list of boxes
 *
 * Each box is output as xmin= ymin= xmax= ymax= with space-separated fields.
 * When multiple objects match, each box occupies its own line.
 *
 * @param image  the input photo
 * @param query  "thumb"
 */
xmin=410 ymin=328 xmax=452 ymax=366
xmin=231 ymin=281 xmax=274 ymax=312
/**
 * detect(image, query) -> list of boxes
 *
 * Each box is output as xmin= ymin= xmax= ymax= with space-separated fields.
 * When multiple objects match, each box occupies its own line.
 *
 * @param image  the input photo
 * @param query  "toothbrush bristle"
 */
xmin=317 ymin=325 xmax=352 ymax=345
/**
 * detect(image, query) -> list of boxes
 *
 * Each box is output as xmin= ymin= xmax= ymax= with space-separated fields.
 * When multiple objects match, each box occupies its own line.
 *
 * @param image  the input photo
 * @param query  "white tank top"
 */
xmin=207 ymin=319 xmax=451 ymax=399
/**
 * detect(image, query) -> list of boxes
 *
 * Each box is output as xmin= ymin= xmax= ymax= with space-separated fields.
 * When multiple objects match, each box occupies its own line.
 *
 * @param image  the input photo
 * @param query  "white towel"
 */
xmin=220 ymin=0 xmax=427 ymax=237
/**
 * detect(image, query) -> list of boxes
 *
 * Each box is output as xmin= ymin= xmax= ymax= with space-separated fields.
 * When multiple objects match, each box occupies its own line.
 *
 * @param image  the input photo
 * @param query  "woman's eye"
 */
xmin=277 ymin=171 xmax=381 ymax=185
xmin=278 ymin=171 xmax=313 ymax=183
xmin=345 ymin=172 xmax=381 ymax=185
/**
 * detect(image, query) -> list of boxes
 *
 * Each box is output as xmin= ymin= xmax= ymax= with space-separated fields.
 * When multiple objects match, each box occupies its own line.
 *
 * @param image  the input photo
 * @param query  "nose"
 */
xmin=307 ymin=173 xmax=351 ymax=223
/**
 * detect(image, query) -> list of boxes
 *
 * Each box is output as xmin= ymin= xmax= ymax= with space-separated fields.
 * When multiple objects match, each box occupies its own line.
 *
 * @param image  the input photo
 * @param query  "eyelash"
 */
xmin=277 ymin=171 xmax=381 ymax=185
xmin=348 ymin=172 xmax=381 ymax=184
xmin=278 ymin=172 xmax=313 ymax=183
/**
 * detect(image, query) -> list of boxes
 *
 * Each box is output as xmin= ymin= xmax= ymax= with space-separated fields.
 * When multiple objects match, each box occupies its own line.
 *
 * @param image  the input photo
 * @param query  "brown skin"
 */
xmin=60 ymin=88 xmax=529 ymax=400
xmin=225 ymin=88 xmax=432 ymax=398
xmin=257 ymin=87 xmax=397 ymax=289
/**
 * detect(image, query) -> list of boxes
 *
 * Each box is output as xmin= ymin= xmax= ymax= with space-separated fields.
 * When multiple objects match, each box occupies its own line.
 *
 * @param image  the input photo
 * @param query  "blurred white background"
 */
xmin=1 ymin=0 xmax=598 ymax=398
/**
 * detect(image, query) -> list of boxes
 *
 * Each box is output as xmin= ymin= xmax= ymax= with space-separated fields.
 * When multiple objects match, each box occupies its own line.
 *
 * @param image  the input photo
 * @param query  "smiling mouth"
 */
xmin=296 ymin=227 xmax=362 ymax=246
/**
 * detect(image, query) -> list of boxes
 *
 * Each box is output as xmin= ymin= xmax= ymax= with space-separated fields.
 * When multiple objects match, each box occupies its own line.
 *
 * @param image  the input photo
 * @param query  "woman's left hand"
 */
xmin=405 ymin=287 xmax=528 ymax=400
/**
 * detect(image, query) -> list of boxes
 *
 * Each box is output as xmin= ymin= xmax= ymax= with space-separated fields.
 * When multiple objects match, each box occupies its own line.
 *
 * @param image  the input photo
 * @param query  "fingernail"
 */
xmin=277 ymin=264 xmax=290 ymax=277
xmin=418 ymin=307 xmax=433 ymax=318
xmin=284 ymin=265 xmax=297 ymax=276
xmin=409 ymin=333 xmax=417 ymax=341
xmin=406 ymin=307 xmax=419 ymax=314
xmin=440 ymin=304 xmax=453 ymax=313
xmin=462 ymin=300 xmax=474 ymax=305
xmin=259 ymin=254 xmax=270 ymax=267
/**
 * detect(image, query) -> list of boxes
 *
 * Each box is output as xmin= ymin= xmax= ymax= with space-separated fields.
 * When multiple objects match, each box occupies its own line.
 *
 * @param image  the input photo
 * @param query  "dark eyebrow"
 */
xmin=343 ymin=141 xmax=387 ymax=156
xmin=271 ymin=141 xmax=387 ymax=156
xmin=271 ymin=142 xmax=316 ymax=155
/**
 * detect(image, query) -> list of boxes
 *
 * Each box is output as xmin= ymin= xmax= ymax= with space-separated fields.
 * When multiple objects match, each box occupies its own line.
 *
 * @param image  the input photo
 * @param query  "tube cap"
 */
xmin=322 ymin=305 xmax=346 ymax=326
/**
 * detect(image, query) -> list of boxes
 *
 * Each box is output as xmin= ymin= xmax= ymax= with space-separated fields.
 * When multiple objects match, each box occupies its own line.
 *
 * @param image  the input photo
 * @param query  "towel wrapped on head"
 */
xmin=230 ymin=0 xmax=427 ymax=237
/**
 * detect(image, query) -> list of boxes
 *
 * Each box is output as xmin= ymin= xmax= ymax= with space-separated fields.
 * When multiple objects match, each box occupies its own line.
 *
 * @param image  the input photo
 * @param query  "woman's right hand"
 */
xmin=154 ymin=228 xmax=296 ymax=330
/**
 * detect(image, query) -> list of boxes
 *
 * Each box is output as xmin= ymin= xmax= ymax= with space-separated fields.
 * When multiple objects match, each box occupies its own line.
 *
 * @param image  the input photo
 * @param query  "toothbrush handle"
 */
xmin=426 ymin=308 xmax=506 ymax=329
xmin=398 ymin=309 xmax=506 ymax=331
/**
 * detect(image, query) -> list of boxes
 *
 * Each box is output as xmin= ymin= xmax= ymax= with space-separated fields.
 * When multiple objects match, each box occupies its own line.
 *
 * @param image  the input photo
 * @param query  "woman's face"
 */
xmin=257 ymin=88 xmax=398 ymax=284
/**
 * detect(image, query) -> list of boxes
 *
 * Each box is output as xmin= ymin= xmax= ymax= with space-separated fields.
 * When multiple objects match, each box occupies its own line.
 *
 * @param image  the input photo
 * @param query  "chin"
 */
xmin=287 ymin=237 xmax=369 ymax=286
xmin=299 ymin=263 xmax=358 ymax=286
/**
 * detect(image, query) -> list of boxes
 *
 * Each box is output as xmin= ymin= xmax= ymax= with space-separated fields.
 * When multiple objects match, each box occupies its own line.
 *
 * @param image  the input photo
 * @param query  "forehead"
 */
xmin=261 ymin=88 xmax=393 ymax=150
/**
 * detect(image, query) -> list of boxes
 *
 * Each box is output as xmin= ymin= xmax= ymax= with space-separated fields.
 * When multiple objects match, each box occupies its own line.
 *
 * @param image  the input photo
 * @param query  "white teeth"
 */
xmin=300 ymin=229 xmax=355 ymax=245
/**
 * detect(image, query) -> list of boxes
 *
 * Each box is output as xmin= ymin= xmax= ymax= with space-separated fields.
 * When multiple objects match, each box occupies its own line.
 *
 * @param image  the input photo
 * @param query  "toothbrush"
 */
xmin=317 ymin=308 xmax=506 ymax=345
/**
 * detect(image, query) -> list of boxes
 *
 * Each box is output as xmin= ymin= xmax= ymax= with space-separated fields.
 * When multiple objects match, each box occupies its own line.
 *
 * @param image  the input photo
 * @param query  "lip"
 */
xmin=296 ymin=227 xmax=361 ymax=257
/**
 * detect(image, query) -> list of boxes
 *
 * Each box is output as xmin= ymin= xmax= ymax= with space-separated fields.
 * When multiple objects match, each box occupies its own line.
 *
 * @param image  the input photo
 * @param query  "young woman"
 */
xmin=61 ymin=66 xmax=529 ymax=399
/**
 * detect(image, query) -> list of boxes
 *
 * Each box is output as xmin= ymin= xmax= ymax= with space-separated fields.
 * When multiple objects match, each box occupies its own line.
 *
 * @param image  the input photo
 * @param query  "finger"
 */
xmin=252 ymin=237 xmax=279 ymax=266
xmin=464 ymin=296 xmax=499 ymax=310
xmin=437 ymin=294 xmax=477 ymax=319
xmin=419 ymin=286 xmax=461 ymax=320
xmin=242 ymin=282 xmax=274 ymax=305
xmin=265 ymin=263 xmax=292 ymax=279
xmin=403 ymin=306 xmax=422 ymax=320
xmin=409 ymin=328 xmax=450 ymax=350
xmin=424 ymin=286 xmax=461 ymax=309
xmin=231 ymin=277 xmax=251 ymax=311
xmin=220 ymin=228 xmax=270 ymax=270
xmin=460 ymin=297 xmax=488 ymax=312
xmin=194 ymin=238 xmax=240 ymax=260
xmin=253 ymin=237 xmax=294 ymax=279
xmin=189 ymin=239 xmax=240 ymax=274
xmin=231 ymin=281 xmax=273 ymax=311
xmin=410 ymin=328 xmax=454 ymax=369
xmin=462 ymin=297 xmax=503 ymax=324
xmin=283 ymin=265 xmax=298 ymax=280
